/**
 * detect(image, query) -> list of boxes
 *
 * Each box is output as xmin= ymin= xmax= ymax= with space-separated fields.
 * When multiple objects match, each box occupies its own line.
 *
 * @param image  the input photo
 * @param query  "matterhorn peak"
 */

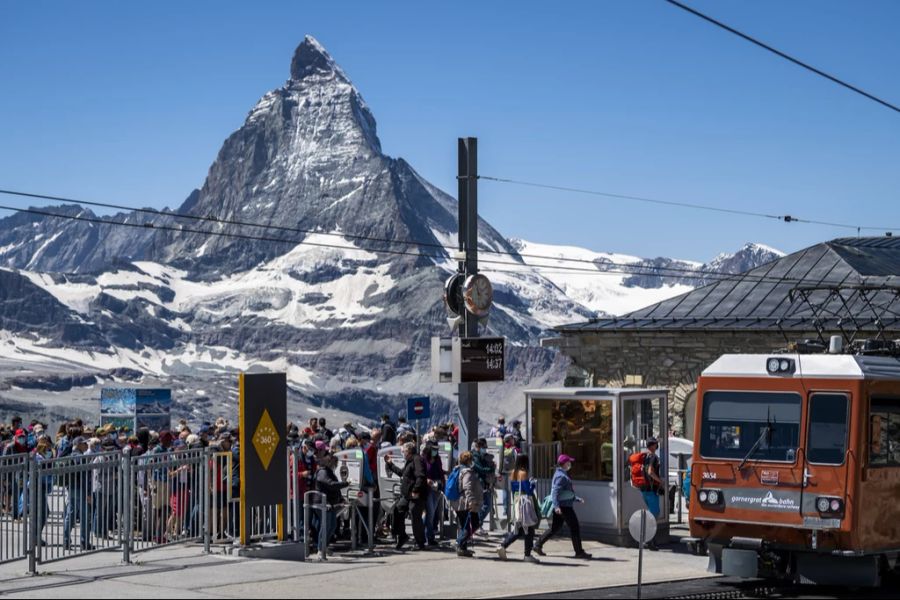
xmin=290 ymin=35 xmax=347 ymax=82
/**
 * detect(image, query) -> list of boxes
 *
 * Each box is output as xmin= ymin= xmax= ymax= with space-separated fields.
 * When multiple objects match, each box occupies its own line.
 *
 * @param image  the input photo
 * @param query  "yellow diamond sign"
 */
xmin=252 ymin=409 xmax=280 ymax=471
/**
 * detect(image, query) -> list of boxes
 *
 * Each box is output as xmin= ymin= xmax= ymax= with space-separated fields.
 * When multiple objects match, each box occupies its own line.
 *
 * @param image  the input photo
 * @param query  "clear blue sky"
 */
xmin=2 ymin=0 xmax=899 ymax=262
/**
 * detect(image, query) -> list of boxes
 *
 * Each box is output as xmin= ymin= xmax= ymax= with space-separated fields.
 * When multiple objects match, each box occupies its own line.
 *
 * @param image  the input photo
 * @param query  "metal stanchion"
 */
xmin=367 ymin=490 xmax=375 ymax=552
xmin=27 ymin=457 xmax=37 ymax=575
xmin=202 ymin=448 xmax=211 ymax=554
xmin=350 ymin=499 xmax=358 ymax=552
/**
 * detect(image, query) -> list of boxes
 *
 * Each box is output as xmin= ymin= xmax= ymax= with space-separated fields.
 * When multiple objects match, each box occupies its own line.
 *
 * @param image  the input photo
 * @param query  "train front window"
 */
xmin=807 ymin=393 xmax=849 ymax=465
xmin=700 ymin=391 xmax=801 ymax=462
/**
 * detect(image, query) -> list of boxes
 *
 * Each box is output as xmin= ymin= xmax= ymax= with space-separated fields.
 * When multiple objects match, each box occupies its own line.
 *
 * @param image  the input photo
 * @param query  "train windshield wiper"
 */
xmin=738 ymin=406 xmax=774 ymax=470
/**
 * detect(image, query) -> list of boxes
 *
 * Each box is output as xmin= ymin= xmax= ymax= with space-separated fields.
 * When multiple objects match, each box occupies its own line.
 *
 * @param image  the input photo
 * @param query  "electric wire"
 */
xmin=664 ymin=0 xmax=900 ymax=115
xmin=0 ymin=202 xmax=845 ymax=287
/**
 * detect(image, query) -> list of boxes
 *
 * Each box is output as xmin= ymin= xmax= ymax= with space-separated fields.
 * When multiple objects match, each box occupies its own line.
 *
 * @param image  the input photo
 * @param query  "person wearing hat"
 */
xmin=534 ymin=454 xmax=591 ymax=559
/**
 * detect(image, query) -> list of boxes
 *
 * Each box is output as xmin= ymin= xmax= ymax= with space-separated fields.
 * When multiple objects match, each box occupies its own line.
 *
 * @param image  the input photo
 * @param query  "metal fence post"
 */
xmin=302 ymin=491 xmax=311 ymax=560
xmin=27 ymin=456 xmax=38 ymax=575
xmin=122 ymin=454 xmax=132 ymax=565
xmin=367 ymin=490 xmax=375 ymax=552
xmin=319 ymin=501 xmax=327 ymax=561
xmin=292 ymin=450 xmax=301 ymax=544
xmin=350 ymin=499 xmax=358 ymax=552
xmin=203 ymin=448 xmax=211 ymax=554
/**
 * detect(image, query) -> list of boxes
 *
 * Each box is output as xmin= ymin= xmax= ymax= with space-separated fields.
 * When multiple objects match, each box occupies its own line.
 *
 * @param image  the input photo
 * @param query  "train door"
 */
xmin=799 ymin=392 xmax=852 ymax=530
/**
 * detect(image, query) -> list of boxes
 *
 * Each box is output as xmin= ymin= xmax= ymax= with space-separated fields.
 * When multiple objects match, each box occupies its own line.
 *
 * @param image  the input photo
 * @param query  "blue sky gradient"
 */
xmin=2 ymin=0 xmax=899 ymax=261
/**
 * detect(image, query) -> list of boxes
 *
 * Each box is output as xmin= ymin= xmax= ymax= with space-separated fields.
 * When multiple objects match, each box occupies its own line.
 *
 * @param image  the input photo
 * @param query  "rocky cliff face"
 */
xmin=0 ymin=37 xmax=781 ymax=428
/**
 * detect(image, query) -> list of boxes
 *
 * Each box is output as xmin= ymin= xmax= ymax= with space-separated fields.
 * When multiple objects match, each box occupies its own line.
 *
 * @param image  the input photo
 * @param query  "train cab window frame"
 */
xmin=869 ymin=396 xmax=900 ymax=468
xmin=806 ymin=393 xmax=850 ymax=466
xmin=699 ymin=390 xmax=802 ymax=463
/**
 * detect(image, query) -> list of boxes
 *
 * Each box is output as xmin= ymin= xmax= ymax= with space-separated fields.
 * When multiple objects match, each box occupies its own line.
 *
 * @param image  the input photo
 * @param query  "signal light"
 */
xmin=766 ymin=357 xmax=795 ymax=375
xmin=815 ymin=496 xmax=844 ymax=516
xmin=698 ymin=489 xmax=722 ymax=506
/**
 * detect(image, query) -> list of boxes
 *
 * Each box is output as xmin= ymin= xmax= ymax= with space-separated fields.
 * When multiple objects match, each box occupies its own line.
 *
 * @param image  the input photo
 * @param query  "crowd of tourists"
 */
xmin=1 ymin=412 xmax=663 ymax=560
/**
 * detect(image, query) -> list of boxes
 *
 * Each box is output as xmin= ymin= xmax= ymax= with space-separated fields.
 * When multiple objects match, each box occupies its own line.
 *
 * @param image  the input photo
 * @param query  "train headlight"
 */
xmin=816 ymin=496 xmax=844 ymax=516
xmin=707 ymin=490 xmax=720 ymax=505
xmin=766 ymin=357 xmax=795 ymax=375
xmin=698 ymin=490 xmax=709 ymax=503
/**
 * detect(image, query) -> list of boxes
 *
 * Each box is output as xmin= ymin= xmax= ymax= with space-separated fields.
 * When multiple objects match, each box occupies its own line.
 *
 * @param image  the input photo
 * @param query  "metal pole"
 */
xmin=367 ymin=490 xmax=375 ymax=552
xmin=319 ymin=501 xmax=327 ymax=561
xmin=203 ymin=448 xmax=211 ymax=553
xmin=350 ymin=499 xmax=358 ymax=552
xmin=27 ymin=456 xmax=37 ymax=575
xmin=303 ymin=492 xmax=311 ymax=560
xmin=123 ymin=455 xmax=132 ymax=565
xmin=457 ymin=136 xmax=479 ymax=453
xmin=637 ymin=510 xmax=645 ymax=600
xmin=293 ymin=448 xmax=301 ymax=544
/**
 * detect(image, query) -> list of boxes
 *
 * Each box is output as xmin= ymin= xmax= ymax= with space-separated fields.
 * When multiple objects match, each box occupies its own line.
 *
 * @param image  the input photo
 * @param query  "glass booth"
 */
xmin=525 ymin=387 xmax=670 ymax=546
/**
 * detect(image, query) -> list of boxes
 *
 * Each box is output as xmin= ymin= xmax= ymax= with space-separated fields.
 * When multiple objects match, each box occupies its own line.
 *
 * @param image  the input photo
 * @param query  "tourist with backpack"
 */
xmin=630 ymin=437 xmax=664 ymax=550
xmin=495 ymin=454 xmax=539 ymax=563
xmin=454 ymin=451 xmax=483 ymax=558
xmin=534 ymin=454 xmax=591 ymax=559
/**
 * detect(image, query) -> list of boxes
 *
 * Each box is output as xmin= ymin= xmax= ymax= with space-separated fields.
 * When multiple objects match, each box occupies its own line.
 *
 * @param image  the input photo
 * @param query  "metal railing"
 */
xmin=2 ymin=444 xmax=468 ymax=570
xmin=0 ymin=454 xmax=29 ymax=564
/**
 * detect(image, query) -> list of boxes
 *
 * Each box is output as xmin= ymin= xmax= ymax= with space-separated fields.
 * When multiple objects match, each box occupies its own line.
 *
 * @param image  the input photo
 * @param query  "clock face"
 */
xmin=464 ymin=274 xmax=493 ymax=317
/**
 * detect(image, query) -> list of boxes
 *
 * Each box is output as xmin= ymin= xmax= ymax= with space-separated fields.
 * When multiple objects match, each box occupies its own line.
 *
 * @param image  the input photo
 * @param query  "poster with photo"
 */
xmin=100 ymin=388 xmax=136 ymax=415
xmin=136 ymin=413 xmax=171 ymax=433
xmin=135 ymin=389 xmax=172 ymax=415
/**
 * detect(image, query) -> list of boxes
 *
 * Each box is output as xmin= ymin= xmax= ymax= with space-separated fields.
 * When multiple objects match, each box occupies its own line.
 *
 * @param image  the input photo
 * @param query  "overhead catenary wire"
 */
xmin=1 ymin=187 xmax=893 ymax=284
xmin=0 ymin=202 xmax=851 ymax=288
xmin=664 ymin=0 xmax=900 ymax=116
xmin=479 ymin=176 xmax=897 ymax=232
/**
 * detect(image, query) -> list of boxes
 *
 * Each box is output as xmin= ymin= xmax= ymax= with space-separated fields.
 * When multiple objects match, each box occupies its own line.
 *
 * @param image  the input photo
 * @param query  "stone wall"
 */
xmin=548 ymin=329 xmax=823 ymax=437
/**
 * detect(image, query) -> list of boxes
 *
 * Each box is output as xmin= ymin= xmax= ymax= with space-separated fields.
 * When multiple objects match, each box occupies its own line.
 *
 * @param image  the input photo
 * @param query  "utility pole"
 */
xmin=457 ymin=137 xmax=479 ymax=453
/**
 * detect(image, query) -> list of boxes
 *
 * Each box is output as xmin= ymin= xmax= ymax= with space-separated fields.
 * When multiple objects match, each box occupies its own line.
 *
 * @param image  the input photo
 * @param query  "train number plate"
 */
xmin=803 ymin=516 xmax=841 ymax=529
xmin=760 ymin=470 xmax=779 ymax=485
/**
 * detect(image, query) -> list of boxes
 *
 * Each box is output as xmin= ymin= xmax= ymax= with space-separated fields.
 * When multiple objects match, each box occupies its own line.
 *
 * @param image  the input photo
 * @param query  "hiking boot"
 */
xmin=523 ymin=555 xmax=540 ymax=564
xmin=394 ymin=533 xmax=409 ymax=550
xmin=573 ymin=551 xmax=592 ymax=560
xmin=456 ymin=548 xmax=474 ymax=558
xmin=533 ymin=545 xmax=546 ymax=557
xmin=495 ymin=546 xmax=507 ymax=561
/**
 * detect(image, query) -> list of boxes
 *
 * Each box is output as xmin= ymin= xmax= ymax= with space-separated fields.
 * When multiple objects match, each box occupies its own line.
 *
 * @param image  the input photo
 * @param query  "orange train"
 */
xmin=687 ymin=346 xmax=900 ymax=586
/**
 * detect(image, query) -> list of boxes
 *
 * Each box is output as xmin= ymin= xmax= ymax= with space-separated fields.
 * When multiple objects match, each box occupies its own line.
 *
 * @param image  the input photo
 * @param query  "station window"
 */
xmin=806 ymin=393 xmax=848 ymax=465
xmin=869 ymin=397 xmax=900 ymax=467
xmin=531 ymin=399 xmax=613 ymax=481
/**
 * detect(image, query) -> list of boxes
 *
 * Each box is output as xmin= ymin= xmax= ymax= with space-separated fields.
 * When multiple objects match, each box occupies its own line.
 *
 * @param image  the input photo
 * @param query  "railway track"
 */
xmin=515 ymin=576 xmax=899 ymax=599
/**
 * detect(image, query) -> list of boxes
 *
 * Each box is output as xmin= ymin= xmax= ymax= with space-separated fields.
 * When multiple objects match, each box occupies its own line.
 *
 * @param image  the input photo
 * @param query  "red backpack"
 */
xmin=629 ymin=452 xmax=647 ymax=489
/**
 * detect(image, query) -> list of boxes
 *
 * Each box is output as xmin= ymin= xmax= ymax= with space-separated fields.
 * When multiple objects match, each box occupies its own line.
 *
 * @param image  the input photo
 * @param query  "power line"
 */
xmin=664 ymin=0 xmax=900 ymax=115
xmin=0 ymin=203 xmax=843 ymax=288
xmin=479 ymin=175 xmax=897 ymax=232
xmin=0 ymin=187 xmax=807 ymax=282
xmin=0 ymin=188 xmax=451 ymax=253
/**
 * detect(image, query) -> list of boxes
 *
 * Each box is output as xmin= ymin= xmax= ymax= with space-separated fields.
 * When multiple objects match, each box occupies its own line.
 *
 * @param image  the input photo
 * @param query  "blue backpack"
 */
xmin=445 ymin=466 xmax=462 ymax=502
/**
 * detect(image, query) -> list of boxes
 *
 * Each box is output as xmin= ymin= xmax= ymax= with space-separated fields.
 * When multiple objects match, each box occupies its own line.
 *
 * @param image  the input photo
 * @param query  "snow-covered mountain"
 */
xmin=0 ymin=37 xmax=781 ymax=428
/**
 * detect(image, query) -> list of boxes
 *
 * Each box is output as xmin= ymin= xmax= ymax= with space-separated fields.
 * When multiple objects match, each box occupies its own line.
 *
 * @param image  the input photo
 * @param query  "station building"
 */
xmin=545 ymin=237 xmax=900 ymax=439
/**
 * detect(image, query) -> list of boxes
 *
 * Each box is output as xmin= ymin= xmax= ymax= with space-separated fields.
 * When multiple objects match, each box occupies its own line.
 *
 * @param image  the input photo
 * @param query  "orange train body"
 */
xmin=688 ymin=352 xmax=900 ymax=586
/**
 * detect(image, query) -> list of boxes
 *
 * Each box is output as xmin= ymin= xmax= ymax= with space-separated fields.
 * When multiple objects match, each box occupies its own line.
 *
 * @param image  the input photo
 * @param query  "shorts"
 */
xmin=641 ymin=490 xmax=661 ymax=517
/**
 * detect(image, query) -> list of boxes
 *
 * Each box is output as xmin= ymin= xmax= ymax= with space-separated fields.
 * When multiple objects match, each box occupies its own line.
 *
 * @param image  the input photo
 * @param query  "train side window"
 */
xmin=807 ymin=393 xmax=849 ymax=465
xmin=869 ymin=397 xmax=900 ymax=467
